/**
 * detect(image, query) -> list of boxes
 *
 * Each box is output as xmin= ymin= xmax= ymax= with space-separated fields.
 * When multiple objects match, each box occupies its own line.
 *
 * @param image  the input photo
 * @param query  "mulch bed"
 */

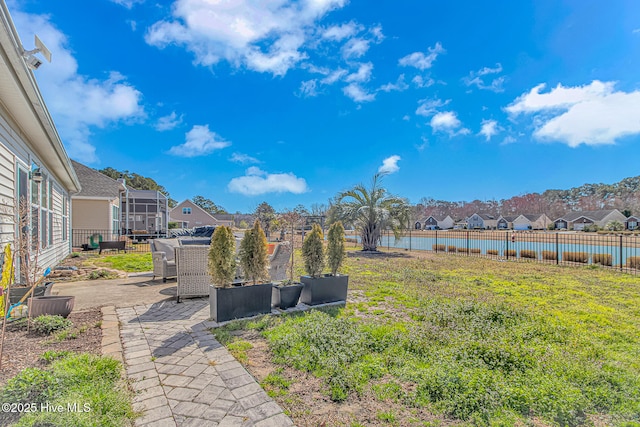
xmin=0 ymin=308 xmax=102 ymax=386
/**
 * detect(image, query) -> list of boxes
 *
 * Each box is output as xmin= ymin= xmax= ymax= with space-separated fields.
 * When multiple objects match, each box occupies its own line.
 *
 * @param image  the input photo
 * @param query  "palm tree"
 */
xmin=332 ymin=173 xmax=409 ymax=252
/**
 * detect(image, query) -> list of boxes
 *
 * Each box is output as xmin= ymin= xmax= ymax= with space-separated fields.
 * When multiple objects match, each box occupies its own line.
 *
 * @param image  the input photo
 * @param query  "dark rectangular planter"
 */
xmin=8 ymin=282 xmax=54 ymax=305
xmin=272 ymin=283 xmax=303 ymax=309
xmin=210 ymin=283 xmax=273 ymax=322
xmin=300 ymin=275 xmax=349 ymax=305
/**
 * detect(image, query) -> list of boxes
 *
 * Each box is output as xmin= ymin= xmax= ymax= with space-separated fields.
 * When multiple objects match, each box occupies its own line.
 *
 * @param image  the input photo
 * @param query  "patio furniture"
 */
xmin=175 ymin=245 xmax=210 ymax=302
xmin=150 ymin=238 xmax=180 ymax=282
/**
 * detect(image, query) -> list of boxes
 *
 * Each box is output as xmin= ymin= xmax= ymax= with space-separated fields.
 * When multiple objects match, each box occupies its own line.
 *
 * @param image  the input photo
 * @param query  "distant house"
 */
xmin=626 ymin=215 xmax=640 ymax=230
xmin=512 ymin=213 xmax=552 ymax=230
xmin=467 ymin=213 xmax=497 ymax=230
xmin=122 ymin=189 xmax=169 ymax=237
xmin=420 ymin=215 xmax=454 ymax=230
xmin=71 ymin=160 xmax=126 ymax=246
xmin=169 ymin=200 xmax=233 ymax=228
xmin=554 ymin=209 xmax=627 ymax=231
xmin=0 ymin=3 xmax=81 ymax=271
xmin=497 ymin=215 xmax=516 ymax=230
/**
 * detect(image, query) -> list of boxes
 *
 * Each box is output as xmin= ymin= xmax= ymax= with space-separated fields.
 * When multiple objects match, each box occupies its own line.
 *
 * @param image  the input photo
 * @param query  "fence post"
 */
xmin=435 ymin=230 xmax=438 ymax=253
xmin=556 ymin=233 xmax=559 ymax=265
xmin=409 ymin=227 xmax=412 ymax=252
xmin=466 ymin=231 xmax=470 ymax=256
xmin=387 ymin=229 xmax=390 ymax=251
xmin=620 ymin=234 xmax=624 ymax=271
xmin=505 ymin=232 xmax=509 ymax=260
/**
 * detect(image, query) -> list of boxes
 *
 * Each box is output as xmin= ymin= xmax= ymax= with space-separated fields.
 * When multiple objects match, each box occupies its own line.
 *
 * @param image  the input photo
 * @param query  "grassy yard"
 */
xmin=213 ymin=250 xmax=640 ymax=426
xmin=92 ymin=252 xmax=152 ymax=272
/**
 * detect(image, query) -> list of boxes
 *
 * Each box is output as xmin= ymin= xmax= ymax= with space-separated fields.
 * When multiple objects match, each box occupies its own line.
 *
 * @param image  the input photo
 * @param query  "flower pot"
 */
xmin=300 ymin=275 xmax=349 ymax=305
xmin=28 ymin=295 xmax=75 ymax=318
xmin=272 ymin=283 xmax=303 ymax=309
xmin=209 ymin=283 xmax=273 ymax=323
xmin=8 ymin=282 xmax=54 ymax=305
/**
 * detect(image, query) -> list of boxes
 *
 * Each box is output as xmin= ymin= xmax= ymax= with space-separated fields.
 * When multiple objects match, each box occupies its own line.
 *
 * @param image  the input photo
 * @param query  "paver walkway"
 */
xmin=115 ymin=299 xmax=295 ymax=427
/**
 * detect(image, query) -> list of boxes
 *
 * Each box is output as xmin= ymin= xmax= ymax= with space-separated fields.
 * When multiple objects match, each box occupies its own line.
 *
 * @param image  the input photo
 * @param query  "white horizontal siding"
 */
xmin=0 ymin=140 xmax=14 ymax=247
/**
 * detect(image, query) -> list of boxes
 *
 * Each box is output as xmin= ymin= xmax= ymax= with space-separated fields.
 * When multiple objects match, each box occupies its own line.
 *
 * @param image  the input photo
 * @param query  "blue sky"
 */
xmin=10 ymin=0 xmax=640 ymax=213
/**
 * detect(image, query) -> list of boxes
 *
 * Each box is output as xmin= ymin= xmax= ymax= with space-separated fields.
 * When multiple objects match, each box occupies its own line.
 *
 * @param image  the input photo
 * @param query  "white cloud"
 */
xmin=378 ymin=155 xmax=400 ymax=174
xmin=506 ymin=80 xmax=640 ymax=147
xmin=110 ymin=0 xmax=145 ymax=8
xmin=321 ymin=68 xmax=348 ymax=85
xmin=415 ymin=98 xmax=449 ymax=117
xmin=13 ymin=10 xmax=144 ymax=163
xmin=230 ymin=152 xmax=260 ymax=164
xmin=146 ymin=0 xmax=348 ymax=76
xmin=415 ymin=136 xmax=428 ymax=151
xmin=463 ymin=63 xmax=505 ymax=92
xmin=501 ymin=136 xmax=517 ymax=145
xmin=155 ymin=111 xmax=183 ymax=131
xmin=343 ymin=84 xmax=375 ymax=102
xmin=412 ymin=75 xmax=434 ymax=88
xmin=298 ymin=79 xmax=319 ymax=97
xmin=478 ymin=119 xmax=501 ymax=141
xmin=378 ymin=75 xmax=408 ymax=93
xmin=341 ymin=37 xmax=370 ymax=59
xmin=322 ymin=21 xmax=362 ymax=41
xmin=228 ymin=167 xmax=308 ymax=195
xmin=430 ymin=111 xmax=470 ymax=136
xmin=345 ymin=62 xmax=373 ymax=83
xmin=398 ymin=42 xmax=445 ymax=70
xmin=633 ymin=28 xmax=640 ymax=34
xmin=402 ymin=115 xmax=411 ymax=121
xmin=168 ymin=125 xmax=230 ymax=157
xmin=128 ymin=20 xmax=137 ymax=31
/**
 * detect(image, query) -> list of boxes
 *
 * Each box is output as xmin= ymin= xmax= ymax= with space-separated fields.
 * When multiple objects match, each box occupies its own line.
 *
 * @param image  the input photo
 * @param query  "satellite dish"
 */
xmin=22 ymin=34 xmax=52 ymax=70
xmin=34 ymin=35 xmax=51 ymax=63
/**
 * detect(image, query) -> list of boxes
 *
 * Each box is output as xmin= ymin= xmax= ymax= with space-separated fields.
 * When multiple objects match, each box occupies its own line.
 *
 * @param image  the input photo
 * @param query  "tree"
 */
xmin=99 ymin=167 xmax=177 ymax=207
xmin=239 ymin=220 xmax=269 ymax=285
xmin=192 ymin=195 xmax=227 ymax=215
xmin=208 ymin=226 xmax=236 ymax=288
xmin=326 ymin=221 xmax=346 ymax=276
xmin=255 ymin=202 xmax=276 ymax=238
xmin=332 ymin=173 xmax=409 ymax=252
xmin=302 ymin=223 xmax=325 ymax=278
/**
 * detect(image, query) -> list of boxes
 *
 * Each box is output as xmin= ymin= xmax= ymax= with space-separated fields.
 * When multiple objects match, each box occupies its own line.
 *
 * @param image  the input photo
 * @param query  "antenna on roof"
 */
xmin=22 ymin=35 xmax=52 ymax=70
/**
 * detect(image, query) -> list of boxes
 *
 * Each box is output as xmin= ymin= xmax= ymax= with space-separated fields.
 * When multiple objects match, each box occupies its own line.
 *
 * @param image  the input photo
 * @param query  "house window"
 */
xmin=112 ymin=204 xmax=120 ymax=234
xmin=62 ymin=196 xmax=68 ymax=241
xmin=182 ymin=207 xmax=192 ymax=215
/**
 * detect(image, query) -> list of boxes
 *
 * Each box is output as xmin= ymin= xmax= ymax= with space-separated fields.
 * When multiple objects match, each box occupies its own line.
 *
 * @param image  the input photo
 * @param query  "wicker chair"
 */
xmin=175 ymin=245 xmax=211 ymax=302
xmin=150 ymin=239 xmax=179 ymax=282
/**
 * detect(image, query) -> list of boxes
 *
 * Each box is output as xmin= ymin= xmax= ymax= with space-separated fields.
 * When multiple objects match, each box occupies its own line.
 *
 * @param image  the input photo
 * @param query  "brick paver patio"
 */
xmin=114 ymin=300 xmax=294 ymax=427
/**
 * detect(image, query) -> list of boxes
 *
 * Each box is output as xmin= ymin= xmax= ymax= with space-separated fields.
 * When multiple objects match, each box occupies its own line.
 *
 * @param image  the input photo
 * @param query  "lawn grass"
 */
xmin=214 ymin=250 xmax=640 ymax=426
xmin=0 ymin=353 xmax=135 ymax=426
xmin=93 ymin=252 xmax=152 ymax=272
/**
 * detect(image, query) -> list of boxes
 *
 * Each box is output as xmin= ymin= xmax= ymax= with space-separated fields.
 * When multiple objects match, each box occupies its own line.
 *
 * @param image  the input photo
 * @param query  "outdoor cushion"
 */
xmin=153 ymin=238 xmax=180 ymax=262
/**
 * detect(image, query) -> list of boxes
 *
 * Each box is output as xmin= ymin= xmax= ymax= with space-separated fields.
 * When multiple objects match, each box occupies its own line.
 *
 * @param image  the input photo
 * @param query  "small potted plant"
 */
xmin=300 ymin=222 xmax=349 ymax=305
xmin=209 ymin=222 xmax=273 ymax=322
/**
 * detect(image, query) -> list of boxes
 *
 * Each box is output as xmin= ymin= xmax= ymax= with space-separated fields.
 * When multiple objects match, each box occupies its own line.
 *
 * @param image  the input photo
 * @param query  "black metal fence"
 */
xmin=346 ymin=229 xmax=640 ymax=274
xmin=72 ymin=229 xmax=152 ymax=253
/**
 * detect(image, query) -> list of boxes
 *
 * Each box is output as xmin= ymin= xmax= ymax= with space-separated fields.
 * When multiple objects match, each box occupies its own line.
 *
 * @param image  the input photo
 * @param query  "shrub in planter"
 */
xmin=592 ymin=254 xmax=612 ymax=266
xmin=209 ymin=222 xmax=272 ymax=322
xmin=300 ymin=223 xmax=348 ymax=305
xmin=470 ymin=248 xmax=481 ymax=254
xmin=432 ymin=244 xmax=445 ymax=252
xmin=457 ymin=247 xmax=468 ymax=253
xmin=542 ymin=251 xmax=557 ymax=261
xmin=520 ymin=250 xmax=537 ymax=259
xmin=505 ymin=250 xmax=517 ymax=257
xmin=302 ymin=223 xmax=324 ymax=279
xmin=326 ymin=221 xmax=346 ymax=276
xmin=208 ymin=226 xmax=236 ymax=288
xmin=563 ymin=251 xmax=589 ymax=263
xmin=487 ymin=249 xmax=499 ymax=256
xmin=447 ymin=245 xmax=457 ymax=252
